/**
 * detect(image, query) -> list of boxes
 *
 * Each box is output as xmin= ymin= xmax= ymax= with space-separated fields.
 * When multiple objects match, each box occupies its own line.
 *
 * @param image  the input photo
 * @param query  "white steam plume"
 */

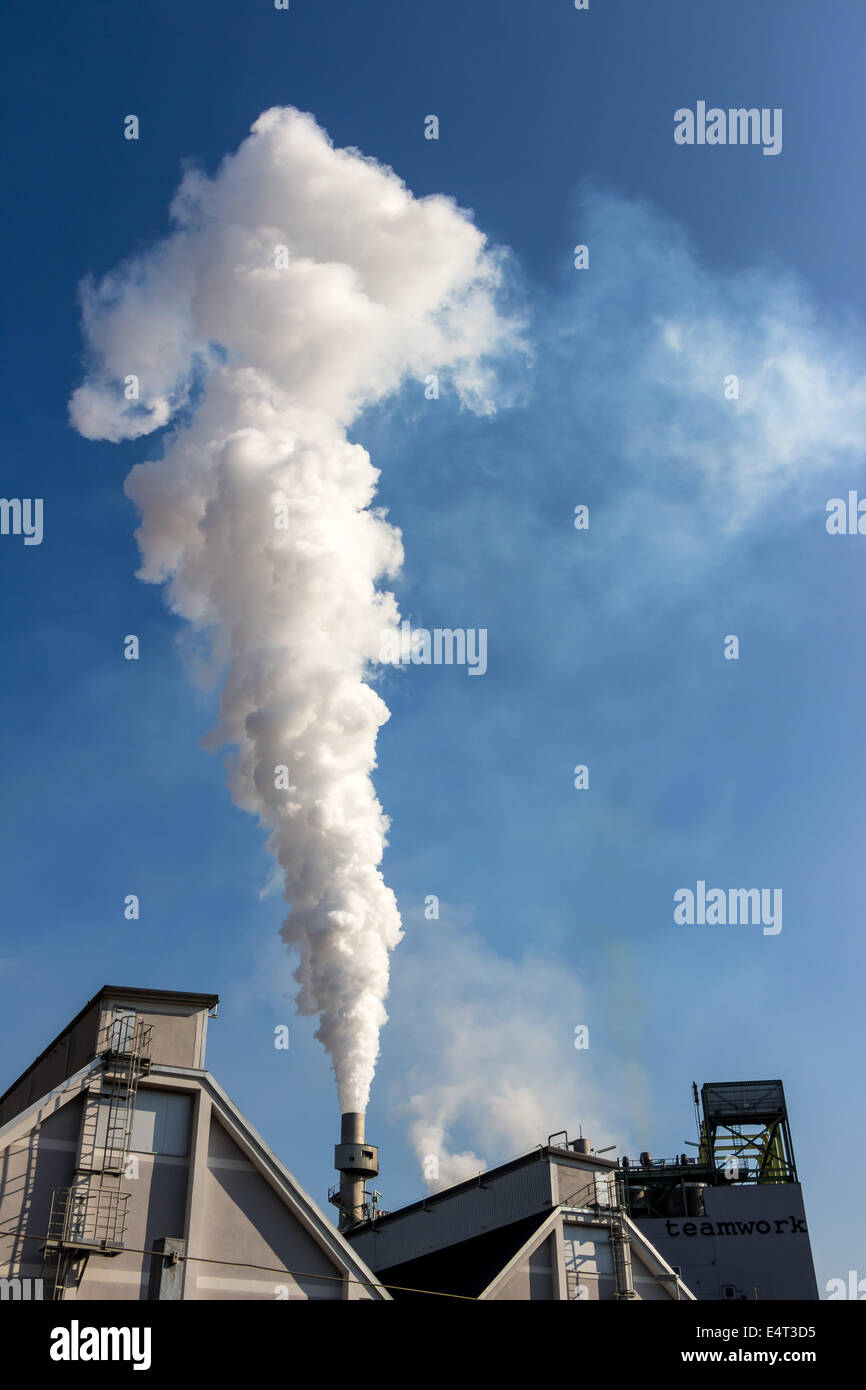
xmin=387 ymin=908 xmax=622 ymax=1191
xmin=69 ymin=107 xmax=517 ymax=1112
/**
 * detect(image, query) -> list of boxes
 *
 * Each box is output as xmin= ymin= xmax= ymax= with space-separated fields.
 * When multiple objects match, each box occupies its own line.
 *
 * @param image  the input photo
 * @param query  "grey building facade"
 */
xmin=636 ymin=1183 xmax=818 ymax=1301
xmin=347 ymin=1080 xmax=819 ymax=1302
xmin=0 ymin=986 xmax=388 ymax=1301
xmin=347 ymin=1141 xmax=695 ymax=1301
xmin=623 ymin=1080 xmax=819 ymax=1301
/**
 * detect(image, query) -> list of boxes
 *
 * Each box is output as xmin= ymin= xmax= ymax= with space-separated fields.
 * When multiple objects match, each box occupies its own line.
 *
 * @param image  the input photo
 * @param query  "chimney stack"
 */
xmin=334 ymin=1112 xmax=379 ymax=1230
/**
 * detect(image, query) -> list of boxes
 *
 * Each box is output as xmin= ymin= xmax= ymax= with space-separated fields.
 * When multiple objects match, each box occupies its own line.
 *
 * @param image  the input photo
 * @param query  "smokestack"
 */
xmin=334 ymin=1111 xmax=379 ymax=1230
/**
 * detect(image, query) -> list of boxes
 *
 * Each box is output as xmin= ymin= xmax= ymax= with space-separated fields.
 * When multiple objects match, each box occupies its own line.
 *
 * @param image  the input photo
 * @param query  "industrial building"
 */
xmin=0 ymin=985 xmax=820 ymax=1303
xmin=347 ymin=1135 xmax=694 ymax=1300
xmin=0 ymin=986 xmax=388 ymax=1300
xmin=622 ymin=1080 xmax=819 ymax=1301
xmin=346 ymin=1079 xmax=819 ymax=1302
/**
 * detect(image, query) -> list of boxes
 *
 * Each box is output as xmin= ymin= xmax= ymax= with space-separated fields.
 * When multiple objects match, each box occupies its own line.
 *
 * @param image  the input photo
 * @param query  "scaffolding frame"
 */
xmin=698 ymin=1080 xmax=798 ymax=1184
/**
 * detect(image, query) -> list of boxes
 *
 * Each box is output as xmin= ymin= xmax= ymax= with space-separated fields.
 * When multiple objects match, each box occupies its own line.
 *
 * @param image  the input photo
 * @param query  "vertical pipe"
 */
xmin=341 ymin=1112 xmax=364 ymax=1146
xmin=339 ymin=1112 xmax=366 ymax=1228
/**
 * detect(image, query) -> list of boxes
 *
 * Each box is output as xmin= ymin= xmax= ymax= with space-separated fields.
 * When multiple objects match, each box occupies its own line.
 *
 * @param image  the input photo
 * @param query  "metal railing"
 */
xmin=45 ymin=1183 xmax=129 ymax=1252
xmin=41 ymin=1012 xmax=152 ymax=1297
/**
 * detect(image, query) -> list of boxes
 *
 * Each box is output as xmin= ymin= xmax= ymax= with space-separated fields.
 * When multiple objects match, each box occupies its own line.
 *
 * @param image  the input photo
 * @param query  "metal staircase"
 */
xmin=42 ymin=1012 xmax=152 ymax=1299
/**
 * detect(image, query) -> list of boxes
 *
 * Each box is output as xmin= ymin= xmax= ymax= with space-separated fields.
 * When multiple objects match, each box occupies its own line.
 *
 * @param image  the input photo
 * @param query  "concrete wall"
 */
xmin=637 ymin=1183 xmax=819 ymax=1300
xmin=562 ymin=1220 xmax=614 ymax=1300
xmin=77 ymin=1086 xmax=193 ymax=1301
xmin=0 ymin=1096 xmax=81 ymax=1285
xmin=97 ymin=998 xmax=207 ymax=1070
xmin=184 ymin=1114 xmax=348 ymax=1300
xmin=489 ymin=1220 xmax=671 ymax=1301
xmin=487 ymin=1232 xmax=557 ymax=1300
xmin=549 ymin=1151 xmax=618 ymax=1208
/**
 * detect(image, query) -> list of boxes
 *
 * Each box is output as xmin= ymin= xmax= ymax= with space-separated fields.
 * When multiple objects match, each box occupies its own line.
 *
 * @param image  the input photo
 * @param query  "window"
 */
xmin=129 ymin=1091 xmax=192 ymax=1156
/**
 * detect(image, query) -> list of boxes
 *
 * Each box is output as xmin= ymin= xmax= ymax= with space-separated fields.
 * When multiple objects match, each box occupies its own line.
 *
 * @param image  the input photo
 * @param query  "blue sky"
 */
xmin=1 ymin=0 xmax=864 ymax=1294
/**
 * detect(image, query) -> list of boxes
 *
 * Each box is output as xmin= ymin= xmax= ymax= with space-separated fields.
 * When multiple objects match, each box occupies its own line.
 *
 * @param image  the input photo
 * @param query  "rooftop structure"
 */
xmin=347 ymin=1132 xmax=694 ymax=1301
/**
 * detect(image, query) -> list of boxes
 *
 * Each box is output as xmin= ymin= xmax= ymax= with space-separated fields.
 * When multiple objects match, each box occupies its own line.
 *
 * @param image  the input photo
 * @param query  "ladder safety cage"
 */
xmin=560 ymin=1170 xmax=636 ymax=1300
xmin=41 ymin=1011 xmax=153 ymax=1299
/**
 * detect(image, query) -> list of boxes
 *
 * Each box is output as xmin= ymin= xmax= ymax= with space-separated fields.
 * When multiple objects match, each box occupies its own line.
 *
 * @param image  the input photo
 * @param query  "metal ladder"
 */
xmin=560 ymin=1171 xmax=636 ymax=1300
xmin=608 ymin=1174 xmax=636 ymax=1299
xmin=608 ymin=1211 xmax=636 ymax=1299
xmin=42 ymin=1013 xmax=152 ymax=1299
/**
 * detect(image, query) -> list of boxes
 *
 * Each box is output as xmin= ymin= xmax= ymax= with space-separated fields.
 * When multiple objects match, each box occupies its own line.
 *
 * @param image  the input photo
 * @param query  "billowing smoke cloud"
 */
xmin=385 ymin=907 xmax=621 ymax=1191
xmin=373 ymin=191 xmax=866 ymax=1190
xmin=69 ymin=107 xmax=518 ymax=1112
